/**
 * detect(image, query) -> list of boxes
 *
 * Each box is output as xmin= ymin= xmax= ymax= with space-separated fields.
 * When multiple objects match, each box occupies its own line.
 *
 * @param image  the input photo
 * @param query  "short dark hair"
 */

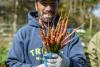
xmin=35 ymin=0 xmax=59 ymax=2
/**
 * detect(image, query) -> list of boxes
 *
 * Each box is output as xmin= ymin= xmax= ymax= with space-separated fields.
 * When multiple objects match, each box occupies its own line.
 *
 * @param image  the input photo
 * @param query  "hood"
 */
xmin=27 ymin=11 xmax=60 ymax=28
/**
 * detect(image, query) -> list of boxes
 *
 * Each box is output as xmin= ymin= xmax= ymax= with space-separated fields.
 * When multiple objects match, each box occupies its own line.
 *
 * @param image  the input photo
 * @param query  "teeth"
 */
xmin=44 ymin=14 xmax=52 ymax=18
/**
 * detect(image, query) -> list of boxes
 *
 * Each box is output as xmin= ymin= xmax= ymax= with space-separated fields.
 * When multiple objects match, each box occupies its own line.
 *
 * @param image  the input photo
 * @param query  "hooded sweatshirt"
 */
xmin=6 ymin=11 xmax=87 ymax=67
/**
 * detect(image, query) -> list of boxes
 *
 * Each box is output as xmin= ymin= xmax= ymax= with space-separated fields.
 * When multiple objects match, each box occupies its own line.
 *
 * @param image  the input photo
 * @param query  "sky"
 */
xmin=92 ymin=2 xmax=100 ymax=18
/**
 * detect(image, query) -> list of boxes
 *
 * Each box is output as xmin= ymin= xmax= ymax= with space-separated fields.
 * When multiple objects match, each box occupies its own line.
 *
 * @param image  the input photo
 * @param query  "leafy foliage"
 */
xmin=0 ymin=40 xmax=9 ymax=66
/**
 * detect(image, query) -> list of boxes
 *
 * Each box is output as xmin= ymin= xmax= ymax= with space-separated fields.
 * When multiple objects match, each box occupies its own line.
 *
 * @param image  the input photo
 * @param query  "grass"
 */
xmin=0 ymin=39 xmax=10 ymax=67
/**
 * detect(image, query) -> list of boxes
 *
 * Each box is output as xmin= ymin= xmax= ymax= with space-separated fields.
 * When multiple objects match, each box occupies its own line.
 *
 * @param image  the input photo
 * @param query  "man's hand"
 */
xmin=43 ymin=53 xmax=70 ymax=67
xmin=36 ymin=64 xmax=46 ymax=67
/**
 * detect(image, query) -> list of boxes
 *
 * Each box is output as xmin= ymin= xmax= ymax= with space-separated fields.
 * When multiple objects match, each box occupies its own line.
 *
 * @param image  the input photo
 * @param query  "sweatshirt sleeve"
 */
xmin=6 ymin=29 xmax=34 ymax=67
xmin=66 ymin=29 xmax=87 ymax=67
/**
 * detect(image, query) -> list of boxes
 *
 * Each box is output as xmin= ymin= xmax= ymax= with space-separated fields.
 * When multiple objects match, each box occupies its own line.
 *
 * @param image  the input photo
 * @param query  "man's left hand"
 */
xmin=44 ymin=53 xmax=70 ymax=67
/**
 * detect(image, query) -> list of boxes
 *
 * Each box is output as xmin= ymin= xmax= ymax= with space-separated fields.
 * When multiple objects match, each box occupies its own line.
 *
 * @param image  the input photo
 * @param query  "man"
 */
xmin=6 ymin=0 xmax=87 ymax=67
xmin=87 ymin=31 xmax=100 ymax=67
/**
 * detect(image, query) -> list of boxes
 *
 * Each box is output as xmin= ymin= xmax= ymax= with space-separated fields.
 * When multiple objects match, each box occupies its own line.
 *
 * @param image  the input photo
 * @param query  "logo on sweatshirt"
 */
xmin=30 ymin=47 xmax=47 ymax=61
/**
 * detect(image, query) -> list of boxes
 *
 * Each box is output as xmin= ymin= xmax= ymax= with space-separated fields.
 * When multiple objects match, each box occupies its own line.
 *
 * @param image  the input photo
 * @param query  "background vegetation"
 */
xmin=0 ymin=0 xmax=100 ymax=67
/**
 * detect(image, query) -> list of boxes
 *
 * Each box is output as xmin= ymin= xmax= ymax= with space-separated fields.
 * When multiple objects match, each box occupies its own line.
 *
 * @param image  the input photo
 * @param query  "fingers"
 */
xmin=44 ymin=53 xmax=58 ymax=59
xmin=44 ymin=58 xmax=59 ymax=67
xmin=51 ymin=53 xmax=58 ymax=58
xmin=47 ymin=59 xmax=57 ymax=63
xmin=36 ymin=64 xmax=46 ymax=67
xmin=46 ymin=62 xmax=62 ymax=67
xmin=46 ymin=63 xmax=56 ymax=67
xmin=44 ymin=53 xmax=62 ymax=67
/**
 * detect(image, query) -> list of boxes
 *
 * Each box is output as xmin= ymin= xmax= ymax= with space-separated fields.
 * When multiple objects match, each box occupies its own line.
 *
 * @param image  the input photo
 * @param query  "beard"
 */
xmin=38 ymin=12 xmax=56 ymax=23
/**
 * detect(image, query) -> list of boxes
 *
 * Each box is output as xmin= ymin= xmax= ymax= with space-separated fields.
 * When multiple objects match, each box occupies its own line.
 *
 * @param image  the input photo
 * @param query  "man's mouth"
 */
xmin=43 ymin=14 xmax=53 ymax=18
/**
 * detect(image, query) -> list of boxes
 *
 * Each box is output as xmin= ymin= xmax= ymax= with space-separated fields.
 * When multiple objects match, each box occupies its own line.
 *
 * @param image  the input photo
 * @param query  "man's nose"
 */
xmin=45 ymin=5 xmax=52 ymax=11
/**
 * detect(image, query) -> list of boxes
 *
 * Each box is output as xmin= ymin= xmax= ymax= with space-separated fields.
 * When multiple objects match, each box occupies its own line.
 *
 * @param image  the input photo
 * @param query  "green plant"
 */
xmin=0 ymin=41 xmax=9 ymax=66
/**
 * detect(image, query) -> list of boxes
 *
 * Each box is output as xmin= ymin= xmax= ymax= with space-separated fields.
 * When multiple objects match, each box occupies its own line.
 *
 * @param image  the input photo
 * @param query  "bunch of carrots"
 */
xmin=40 ymin=16 xmax=76 ymax=53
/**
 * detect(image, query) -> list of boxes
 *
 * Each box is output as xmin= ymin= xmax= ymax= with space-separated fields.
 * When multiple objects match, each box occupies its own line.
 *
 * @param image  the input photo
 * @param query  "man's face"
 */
xmin=35 ymin=0 xmax=59 ymax=23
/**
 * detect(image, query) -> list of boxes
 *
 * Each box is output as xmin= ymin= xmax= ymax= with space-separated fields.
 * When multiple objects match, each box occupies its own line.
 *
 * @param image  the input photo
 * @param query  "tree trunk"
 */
xmin=13 ymin=0 xmax=18 ymax=33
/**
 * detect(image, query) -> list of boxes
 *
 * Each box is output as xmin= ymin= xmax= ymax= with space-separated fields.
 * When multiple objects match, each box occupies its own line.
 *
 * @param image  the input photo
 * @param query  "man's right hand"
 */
xmin=36 ymin=64 xmax=45 ymax=67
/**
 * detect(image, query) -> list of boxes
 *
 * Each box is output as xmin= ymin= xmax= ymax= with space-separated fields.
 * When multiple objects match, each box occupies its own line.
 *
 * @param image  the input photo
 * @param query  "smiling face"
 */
xmin=35 ymin=0 xmax=59 ymax=23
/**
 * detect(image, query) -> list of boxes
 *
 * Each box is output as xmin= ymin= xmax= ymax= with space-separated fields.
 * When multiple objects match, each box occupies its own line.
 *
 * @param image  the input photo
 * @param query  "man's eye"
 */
xmin=50 ymin=4 xmax=57 ymax=6
xmin=41 ymin=2 xmax=57 ymax=6
xmin=41 ymin=2 xmax=47 ymax=6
